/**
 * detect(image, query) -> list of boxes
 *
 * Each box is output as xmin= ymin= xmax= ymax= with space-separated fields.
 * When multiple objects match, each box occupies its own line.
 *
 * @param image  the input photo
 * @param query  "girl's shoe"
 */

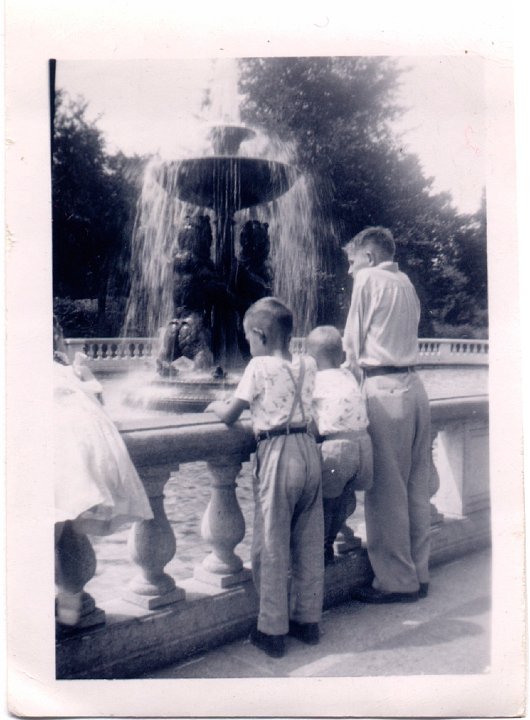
xmin=56 ymin=591 xmax=82 ymax=626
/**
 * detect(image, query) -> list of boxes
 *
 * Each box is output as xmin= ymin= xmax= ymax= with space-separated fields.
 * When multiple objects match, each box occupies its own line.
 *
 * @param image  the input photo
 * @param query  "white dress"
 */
xmin=53 ymin=360 xmax=153 ymax=534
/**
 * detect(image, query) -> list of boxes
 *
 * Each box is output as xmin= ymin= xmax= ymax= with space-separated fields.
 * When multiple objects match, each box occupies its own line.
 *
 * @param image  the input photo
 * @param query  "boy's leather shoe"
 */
xmin=419 ymin=582 xmax=429 ymax=598
xmin=288 ymin=621 xmax=320 ymax=645
xmin=352 ymin=586 xmax=419 ymax=603
xmin=249 ymin=628 xmax=286 ymax=658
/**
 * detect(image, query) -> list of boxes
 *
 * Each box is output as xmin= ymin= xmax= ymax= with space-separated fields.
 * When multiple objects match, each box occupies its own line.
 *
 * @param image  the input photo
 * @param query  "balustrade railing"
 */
xmin=417 ymin=338 xmax=489 ymax=365
xmin=64 ymin=336 xmax=489 ymax=370
xmin=55 ymin=395 xmax=489 ymax=633
xmin=64 ymin=337 xmax=154 ymax=371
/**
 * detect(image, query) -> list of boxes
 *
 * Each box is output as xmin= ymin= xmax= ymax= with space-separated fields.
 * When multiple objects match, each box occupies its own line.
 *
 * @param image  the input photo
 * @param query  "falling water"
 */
xmin=122 ymin=160 xmax=211 ymax=337
xmin=123 ymin=58 xmax=339 ymax=343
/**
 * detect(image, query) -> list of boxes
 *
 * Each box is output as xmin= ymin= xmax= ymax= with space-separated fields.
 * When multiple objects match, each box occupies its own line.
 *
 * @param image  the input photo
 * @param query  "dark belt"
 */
xmin=256 ymin=426 xmax=308 ymax=442
xmin=318 ymin=429 xmax=367 ymax=442
xmin=363 ymin=365 xmax=416 ymax=378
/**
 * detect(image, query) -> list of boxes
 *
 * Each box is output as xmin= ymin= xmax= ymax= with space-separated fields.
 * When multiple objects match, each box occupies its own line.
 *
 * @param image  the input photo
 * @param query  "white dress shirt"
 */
xmin=343 ymin=261 xmax=420 ymax=370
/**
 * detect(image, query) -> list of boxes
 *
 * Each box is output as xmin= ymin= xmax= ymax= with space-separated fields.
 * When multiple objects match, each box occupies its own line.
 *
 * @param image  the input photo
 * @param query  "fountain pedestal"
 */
xmin=154 ymin=123 xmax=298 ymax=372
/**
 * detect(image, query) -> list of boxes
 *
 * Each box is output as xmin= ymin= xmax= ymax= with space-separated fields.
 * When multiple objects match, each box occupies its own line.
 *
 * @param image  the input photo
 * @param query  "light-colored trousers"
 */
xmin=252 ymin=433 xmax=324 ymax=635
xmin=363 ymin=371 xmax=431 ymax=593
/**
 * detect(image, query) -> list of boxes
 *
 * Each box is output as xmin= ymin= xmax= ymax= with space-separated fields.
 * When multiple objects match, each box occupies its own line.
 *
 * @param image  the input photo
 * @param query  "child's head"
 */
xmin=306 ymin=325 xmax=344 ymax=370
xmin=243 ymin=297 xmax=293 ymax=357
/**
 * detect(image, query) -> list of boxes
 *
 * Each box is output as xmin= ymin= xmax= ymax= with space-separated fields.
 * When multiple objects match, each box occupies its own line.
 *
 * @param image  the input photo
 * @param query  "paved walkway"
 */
xmin=142 ymin=549 xmax=490 ymax=678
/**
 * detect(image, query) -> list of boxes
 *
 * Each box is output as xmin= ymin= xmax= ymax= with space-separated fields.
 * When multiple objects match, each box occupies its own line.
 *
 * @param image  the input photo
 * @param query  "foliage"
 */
xmin=239 ymin=57 xmax=488 ymax=335
xmin=52 ymin=91 xmax=147 ymax=334
xmin=52 ymin=61 xmax=488 ymax=339
xmin=53 ymin=297 xmax=99 ymax=336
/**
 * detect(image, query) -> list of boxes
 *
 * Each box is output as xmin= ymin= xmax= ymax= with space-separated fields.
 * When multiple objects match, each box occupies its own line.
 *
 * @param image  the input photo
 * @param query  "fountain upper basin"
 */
xmin=154 ymin=157 xmax=299 ymax=210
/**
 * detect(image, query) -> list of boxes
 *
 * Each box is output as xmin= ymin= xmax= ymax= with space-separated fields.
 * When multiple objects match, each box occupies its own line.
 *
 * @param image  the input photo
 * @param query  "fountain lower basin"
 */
xmin=124 ymin=370 xmax=241 ymax=414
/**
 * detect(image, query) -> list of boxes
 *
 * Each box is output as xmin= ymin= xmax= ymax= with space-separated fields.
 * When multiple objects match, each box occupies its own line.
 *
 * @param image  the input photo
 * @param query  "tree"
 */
xmin=239 ymin=57 xmax=488 ymax=336
xmin=52 ymin=91 xmax=146 ymax=334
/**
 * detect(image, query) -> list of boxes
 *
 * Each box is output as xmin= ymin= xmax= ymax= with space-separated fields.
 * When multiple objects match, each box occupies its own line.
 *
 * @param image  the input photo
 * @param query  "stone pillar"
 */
xmin=194 ymin=456 xmax=252 ymax=588
xmin=55 ymin=520 xmax=105 ymax=631
xmin=127 ymin=466 xmax=185 ymax=609
xmin=431 ymin=419 xmax=490 ymax=518
xmin=429 ymin=424 xmax=444 ymax=525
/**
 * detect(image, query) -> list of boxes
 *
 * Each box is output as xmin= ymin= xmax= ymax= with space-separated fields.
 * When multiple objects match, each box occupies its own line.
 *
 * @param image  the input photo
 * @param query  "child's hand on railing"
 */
xmin=204 ymin=400 xmax=225 ymax=416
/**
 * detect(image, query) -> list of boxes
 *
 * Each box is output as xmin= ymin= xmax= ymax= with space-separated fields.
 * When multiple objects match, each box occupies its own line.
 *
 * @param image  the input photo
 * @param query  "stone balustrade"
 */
xmin=417 ymin=338 xmax=489 ymax=365
xmin=55 ymin=394 xmax=490 ymax=679
xmin=64 ymin=336 xmax=489 ymax=371
xmin=64 ymin=337 xmax=154 ymax=373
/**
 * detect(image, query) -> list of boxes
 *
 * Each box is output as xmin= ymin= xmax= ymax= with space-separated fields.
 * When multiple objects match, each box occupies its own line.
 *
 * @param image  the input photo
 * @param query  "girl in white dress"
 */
xmin=53 ymin=318 xmax=153 ymax=624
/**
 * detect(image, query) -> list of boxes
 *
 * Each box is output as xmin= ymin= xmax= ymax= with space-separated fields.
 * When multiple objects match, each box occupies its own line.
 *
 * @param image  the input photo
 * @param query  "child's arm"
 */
xmin=205 ymin=397 xmax=249 ymax=425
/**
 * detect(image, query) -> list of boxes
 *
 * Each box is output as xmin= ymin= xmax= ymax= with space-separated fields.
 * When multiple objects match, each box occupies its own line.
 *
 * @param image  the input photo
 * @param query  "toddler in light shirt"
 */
xmin=306 ymin=326 xmax=373 ymax=565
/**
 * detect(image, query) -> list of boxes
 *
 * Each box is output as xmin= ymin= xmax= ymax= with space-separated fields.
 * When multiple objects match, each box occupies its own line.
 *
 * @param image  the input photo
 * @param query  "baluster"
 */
xmin=126 ymin=466 xmax=185 ymax=609
xmin=335 ymin=519 xmax=362 ymax=554
xmin=429 ymin=424 xmax=444 ymax=525
xmin=55 ymin=520 xmax=105 ymax=631
xmin=194 ymin=456 xmax=252 ymax=588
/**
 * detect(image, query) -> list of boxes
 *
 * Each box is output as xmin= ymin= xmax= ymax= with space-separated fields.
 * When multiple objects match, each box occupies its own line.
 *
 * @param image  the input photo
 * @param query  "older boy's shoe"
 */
xmin=419 ymin=582 xmax=429 ymax=598
xmin=324 ymin=546 xmax=336 ymax=566
xmin=288 ymin=621 xmax=320 ymax=645
xmin=249 ymin=628 xmax=286 ymax=658
xmin=352 ymin=587 xmax=419 ymax=603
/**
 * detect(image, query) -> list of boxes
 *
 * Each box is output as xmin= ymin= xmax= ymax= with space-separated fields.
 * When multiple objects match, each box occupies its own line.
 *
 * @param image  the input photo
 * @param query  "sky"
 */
xmin=56 ymin=55 xmax=487 ymax=215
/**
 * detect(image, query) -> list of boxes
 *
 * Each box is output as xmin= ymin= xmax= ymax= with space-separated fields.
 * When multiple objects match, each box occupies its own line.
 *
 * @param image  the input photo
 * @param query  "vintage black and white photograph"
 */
xmin=6 ymin=2 xmax=526 ymax=717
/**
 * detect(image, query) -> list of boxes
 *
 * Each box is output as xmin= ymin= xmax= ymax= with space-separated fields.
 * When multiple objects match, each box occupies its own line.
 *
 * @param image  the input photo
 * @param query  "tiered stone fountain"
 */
xmin=128 ymin=123 xmax=299 ymax=412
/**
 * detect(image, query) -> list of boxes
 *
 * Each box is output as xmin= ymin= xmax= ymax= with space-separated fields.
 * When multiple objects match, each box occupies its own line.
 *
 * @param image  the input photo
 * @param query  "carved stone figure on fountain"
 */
xmin=235 ymin=220 xmax=272 ymax=301
xmin=234 ymin=220 xmax=272 ymax=359
xmin=156 ymin=215 xmax=234 ymax=376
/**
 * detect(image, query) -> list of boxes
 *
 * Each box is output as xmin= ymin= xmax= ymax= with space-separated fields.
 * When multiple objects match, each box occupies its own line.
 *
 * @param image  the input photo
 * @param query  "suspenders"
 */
xmin=284 ymin=359 xmax=307 ymax=428
xmin=255 ymin=358 xmax=308 ymax=442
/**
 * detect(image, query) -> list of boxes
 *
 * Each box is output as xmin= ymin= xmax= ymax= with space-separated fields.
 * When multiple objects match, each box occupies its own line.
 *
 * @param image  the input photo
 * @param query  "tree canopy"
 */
xmin=52 ymin=91 xmax=146 ymax=334
xmin=239 ymin=57 xmax=488 ymax=336
xmin=52 ymin=59 xmax=488 ymax=338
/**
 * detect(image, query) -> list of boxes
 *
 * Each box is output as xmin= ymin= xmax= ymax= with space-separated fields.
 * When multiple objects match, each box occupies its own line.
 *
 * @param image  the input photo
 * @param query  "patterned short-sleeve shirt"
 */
xmin=235 ymin=354 xmax=317 ymax=434
xmin=312 ymin=368 xmax=369 ymax=435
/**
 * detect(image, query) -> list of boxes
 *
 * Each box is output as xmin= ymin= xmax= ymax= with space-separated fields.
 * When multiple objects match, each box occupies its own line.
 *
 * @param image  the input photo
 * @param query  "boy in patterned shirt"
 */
xmin=306 ymin=326 xmax=373 ymax=566
xmin=206 ymin=297 xmax=324 ymax=658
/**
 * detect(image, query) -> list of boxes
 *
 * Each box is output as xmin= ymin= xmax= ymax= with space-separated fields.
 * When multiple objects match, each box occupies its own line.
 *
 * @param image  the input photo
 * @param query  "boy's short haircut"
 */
xmin=346 ymin=226 xmax=396 ymax=259
xmin=244 ymin=297 xmax=293 ymax=341
xmin=306 ymin=325 xmax=343 ymax=367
